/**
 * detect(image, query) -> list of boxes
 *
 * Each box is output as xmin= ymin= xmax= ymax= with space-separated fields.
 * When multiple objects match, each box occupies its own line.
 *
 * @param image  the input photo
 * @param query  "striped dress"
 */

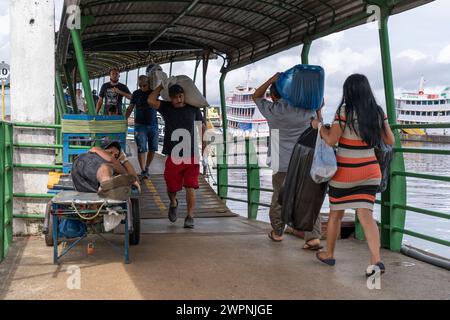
xmin=328 ymin=106 xmax=387 ymax=211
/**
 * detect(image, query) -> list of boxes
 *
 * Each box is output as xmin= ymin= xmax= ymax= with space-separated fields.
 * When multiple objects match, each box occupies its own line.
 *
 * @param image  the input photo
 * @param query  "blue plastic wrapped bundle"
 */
xmin=275 ymin=64 xmax=325 ymax=110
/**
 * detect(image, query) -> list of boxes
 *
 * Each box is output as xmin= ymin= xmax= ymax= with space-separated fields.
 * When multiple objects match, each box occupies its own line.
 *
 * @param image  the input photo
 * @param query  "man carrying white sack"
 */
xmin=148 ymin=84 xmax=206 ymax=229
xmin=252 ymin=73 xmax=322 ymax=250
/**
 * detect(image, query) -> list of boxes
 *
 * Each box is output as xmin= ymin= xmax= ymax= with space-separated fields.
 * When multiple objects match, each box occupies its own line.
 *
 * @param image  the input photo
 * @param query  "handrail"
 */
xmin=210 ymin=122 xmax=450 ymax=258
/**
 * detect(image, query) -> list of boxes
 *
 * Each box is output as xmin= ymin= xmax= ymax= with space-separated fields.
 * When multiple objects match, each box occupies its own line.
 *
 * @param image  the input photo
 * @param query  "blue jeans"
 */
xmin=134 ymin=124 xmax=158 ymax=153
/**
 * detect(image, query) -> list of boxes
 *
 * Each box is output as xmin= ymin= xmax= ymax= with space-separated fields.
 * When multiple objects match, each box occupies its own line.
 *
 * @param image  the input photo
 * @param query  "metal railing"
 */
xmin=208 ymin=125 xmax=450 ymax=256
xmin=0 ymin=121 xmax=13 ymax=262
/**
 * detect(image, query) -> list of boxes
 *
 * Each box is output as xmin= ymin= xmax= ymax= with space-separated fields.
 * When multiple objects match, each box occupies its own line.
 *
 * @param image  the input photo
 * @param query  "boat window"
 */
xmin=433 ymin=112 xmax=438 ymax=116
xmin=422 ymin=112 xmax=426 ymax=116
xmin=434 ymin=100 xmax=439 ymax=105
xmin=406 ymin=101 xmax=410 ymax=105
xmin=428 ymin=101 xmax=433 ymax=105
xmin=446 ymin=111 xmax=450 ymax=115
xmin=441 ymin=100 xmax=446 ymax=104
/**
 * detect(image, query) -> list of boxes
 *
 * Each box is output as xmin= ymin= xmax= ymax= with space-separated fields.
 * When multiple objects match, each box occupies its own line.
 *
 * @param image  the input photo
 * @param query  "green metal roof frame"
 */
xmin=56 ymin=0 xmax=434 ymax=76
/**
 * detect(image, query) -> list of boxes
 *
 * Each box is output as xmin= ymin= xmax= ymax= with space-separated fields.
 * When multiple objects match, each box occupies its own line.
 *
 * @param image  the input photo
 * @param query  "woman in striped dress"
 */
xmin=311 ymin=74 xmax=395 ymax=275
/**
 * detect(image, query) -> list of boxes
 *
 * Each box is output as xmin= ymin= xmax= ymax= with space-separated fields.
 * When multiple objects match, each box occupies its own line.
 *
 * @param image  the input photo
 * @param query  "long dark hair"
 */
xmin=337 ymin=74 xmax=386 ymax=147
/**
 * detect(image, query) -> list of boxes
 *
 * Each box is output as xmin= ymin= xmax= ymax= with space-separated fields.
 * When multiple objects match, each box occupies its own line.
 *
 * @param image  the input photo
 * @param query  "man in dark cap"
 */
xmin=148 ymin=83 xmax=206 ymax=228
xmin=71 ymin=138 xmax=140 ymax=199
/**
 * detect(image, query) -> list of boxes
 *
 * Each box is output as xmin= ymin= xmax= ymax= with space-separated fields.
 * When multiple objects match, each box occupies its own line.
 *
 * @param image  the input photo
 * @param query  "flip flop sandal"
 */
xmin=316 ymin=252 xmax=336 ymax=266
xmin=268 ymin=230 xmax=283 ymax=242
xmin=100 ymin=174 xmax=136 ymax=192
xmin=303 ymin=242 xmax=324 ymax=251
xmin=98 ymin=185 xmax=132 ymax=201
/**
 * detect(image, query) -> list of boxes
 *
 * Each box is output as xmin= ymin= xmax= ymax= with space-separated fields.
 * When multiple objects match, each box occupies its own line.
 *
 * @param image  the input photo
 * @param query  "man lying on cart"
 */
xmin=71 ymin=139 xmax=141 ymax=200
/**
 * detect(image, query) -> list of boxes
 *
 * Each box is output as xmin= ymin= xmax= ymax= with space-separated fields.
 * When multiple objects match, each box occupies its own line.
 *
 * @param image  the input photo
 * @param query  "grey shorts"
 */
xmin=71 ymin=152 xmax=108 ymax=192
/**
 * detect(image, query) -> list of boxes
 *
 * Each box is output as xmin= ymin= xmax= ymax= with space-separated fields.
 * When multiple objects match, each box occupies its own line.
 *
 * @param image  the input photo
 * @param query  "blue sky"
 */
xmin=1 ymin=0 xmax=450 ymax=120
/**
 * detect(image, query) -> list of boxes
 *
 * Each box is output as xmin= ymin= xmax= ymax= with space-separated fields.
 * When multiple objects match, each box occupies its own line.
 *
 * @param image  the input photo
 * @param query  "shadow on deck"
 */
xmin=0 ymin=144 xmax=448 ymax=300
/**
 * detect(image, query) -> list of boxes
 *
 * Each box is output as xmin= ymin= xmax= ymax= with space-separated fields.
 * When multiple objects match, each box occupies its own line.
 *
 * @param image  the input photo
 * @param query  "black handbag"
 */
xmin=374 ymin=141 xmax=393 ymax=193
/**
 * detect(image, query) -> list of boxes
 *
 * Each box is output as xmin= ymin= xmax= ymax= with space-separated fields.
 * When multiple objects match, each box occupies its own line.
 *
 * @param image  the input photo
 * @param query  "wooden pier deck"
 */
xmin=0 ymin=145 xmax=448 ymax=300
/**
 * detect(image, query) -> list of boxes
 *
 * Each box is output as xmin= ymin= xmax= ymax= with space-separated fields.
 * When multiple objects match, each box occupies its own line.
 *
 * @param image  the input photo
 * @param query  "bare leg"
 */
xmin=138 ymin=152 xmax=146 ymax=172
xmin=318 ymin=210 xmax=345 ymax=260
xmin=145 ymin=151 xmax=155 ymax=171
xmin=186 ymin=187 xmax=195 ymax=217
xmin=168 ymin=192 xmax=177 ymax=207
xmin=356 ymin=208 xmax=381 ymax=264
xmin=96 ymin=163 xmax=114 ymax=185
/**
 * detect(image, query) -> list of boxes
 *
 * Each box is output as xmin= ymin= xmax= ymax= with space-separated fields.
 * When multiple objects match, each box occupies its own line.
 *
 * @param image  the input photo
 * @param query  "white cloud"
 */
xmin=437 ymin=44 xmax=450 ymax=64
xmin=0 ymin=13 xmax=9 ymax=36
xmin=315 ymin=38 xmax=379 ymax=76
xmin=397 ymin=49 xmax=427 ymax=62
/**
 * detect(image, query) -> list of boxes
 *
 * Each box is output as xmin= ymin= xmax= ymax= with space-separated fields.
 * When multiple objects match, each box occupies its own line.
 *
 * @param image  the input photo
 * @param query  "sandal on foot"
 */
xmin=316 ymin=252 xmax=336 ymax=266
xmin=366 ymin=262 xmax=386 ymax=277
xmin=98 ymin=185 xmax=132 ymax=201
xmin=303 ymin=241 xmax=324 ymax=251
xmin=268 ymin=230 xmax=283 ymax=242
xmin=100 ymin=174 xmax=136 ymax=191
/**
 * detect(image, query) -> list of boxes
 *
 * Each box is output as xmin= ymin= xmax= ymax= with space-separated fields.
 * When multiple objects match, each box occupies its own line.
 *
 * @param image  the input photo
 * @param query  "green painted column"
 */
xmin=0 ymin=122 xmax=13 ymax=261
xmin=63 ymin=65 xmax=79 ymax=113
xmin=217 ymin=71 xmax=228 ymax=200
xmin=55 ymin=77 xmax=66 ymax=116
xmin=378 ymin=7 xmax=406 ymax=251
xmin=301 ymin=40 xmax=311 ymax=64
xmin=246 ymin=138 xmax=260 ymax=219
xmin=70 ymin=28 xmax=95 ymax=115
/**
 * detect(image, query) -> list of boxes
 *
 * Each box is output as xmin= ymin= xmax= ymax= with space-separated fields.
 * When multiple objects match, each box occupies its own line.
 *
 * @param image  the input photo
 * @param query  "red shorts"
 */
xmin=164 ymin=156 xmax=200 ymax=193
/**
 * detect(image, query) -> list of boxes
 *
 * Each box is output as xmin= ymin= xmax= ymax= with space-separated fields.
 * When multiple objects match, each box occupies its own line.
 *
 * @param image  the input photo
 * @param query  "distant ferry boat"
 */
xmin=226 ymin=85 xmax=270 ymax=137
xmin=396 ymin=78 xmax=450 ymax=136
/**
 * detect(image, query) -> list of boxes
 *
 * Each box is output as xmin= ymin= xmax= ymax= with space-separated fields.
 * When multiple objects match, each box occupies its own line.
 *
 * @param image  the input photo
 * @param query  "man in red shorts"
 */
xmin=148 ymin=84 xmax=206 ymax=228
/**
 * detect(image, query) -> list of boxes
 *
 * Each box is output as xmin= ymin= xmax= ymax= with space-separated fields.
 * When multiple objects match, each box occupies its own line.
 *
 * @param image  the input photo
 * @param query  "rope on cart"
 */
xmin=70 ymin=200 xmax=106 ymax=220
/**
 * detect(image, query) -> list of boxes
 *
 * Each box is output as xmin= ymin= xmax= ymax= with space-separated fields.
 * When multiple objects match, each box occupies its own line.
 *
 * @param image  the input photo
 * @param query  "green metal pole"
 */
xmin=55 ymin=73 xmax=68 ymax=114
xmin=0 ymin=122 xmax=5 ymax=261
xmin=63 ymin=65 xmax=79 ymax=114
xmin=0 ymin=122 xmax=13 ymax=261
xmin=378 ymin=7 xmax=406 ymax=251
xmin=70 ymin=28 xmax=95 ymax=115
xmin=301 ymin=40 xmax=311 ymax=64
xmin=217 ymin=70 xmax=228 ymax=200
xmin=193 ymin=57 xmax=200 ymax=83
xmin=54 ymin=81 xmax=65 ymax=121
xmin=245 ymin=138 xmax=260 ymax=219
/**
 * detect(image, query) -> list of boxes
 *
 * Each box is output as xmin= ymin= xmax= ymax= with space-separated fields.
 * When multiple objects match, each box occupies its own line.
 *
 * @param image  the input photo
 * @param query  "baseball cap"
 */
xmin=101 ymin=138 xmax=121 ymax=152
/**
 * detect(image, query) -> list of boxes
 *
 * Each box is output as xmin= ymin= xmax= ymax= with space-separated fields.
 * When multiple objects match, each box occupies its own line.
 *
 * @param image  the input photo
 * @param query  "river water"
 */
xmin=205 ymin=140 xmax=450 ymax=260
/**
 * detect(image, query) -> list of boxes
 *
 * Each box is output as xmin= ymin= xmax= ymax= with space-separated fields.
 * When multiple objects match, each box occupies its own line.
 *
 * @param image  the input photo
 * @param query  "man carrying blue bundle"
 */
xmin=252 ymin=73 xmax=322 ymax=250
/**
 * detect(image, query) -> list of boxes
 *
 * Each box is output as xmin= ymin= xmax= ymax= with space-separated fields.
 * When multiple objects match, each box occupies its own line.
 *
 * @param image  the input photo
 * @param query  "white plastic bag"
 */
xmin=146 ymin=63 xmax=168 ymax=89
xmin=310 ymin=124 xmax=337 ymax=183
xmin=160 ymin=75 xmax=209 ymax=108
xmin=103 ymin=207 xmax=125 ymax=232
xmin=149 ymin=70 xmax=168 ymax=90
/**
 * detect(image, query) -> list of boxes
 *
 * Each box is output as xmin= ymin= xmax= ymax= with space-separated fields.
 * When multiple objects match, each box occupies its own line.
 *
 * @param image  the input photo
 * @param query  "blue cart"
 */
xmin=46 ymin=191 xmax=140 ymax=264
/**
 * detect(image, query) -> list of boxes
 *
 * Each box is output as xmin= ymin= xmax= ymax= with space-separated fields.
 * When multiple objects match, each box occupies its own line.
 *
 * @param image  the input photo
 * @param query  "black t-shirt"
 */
xmin=158 ymin=101 xmax=204 ymax=157
xmin=130 ymin=89 xmax=157 ymax=126
xmin=99 ymin=82 xmax=131 ymax=115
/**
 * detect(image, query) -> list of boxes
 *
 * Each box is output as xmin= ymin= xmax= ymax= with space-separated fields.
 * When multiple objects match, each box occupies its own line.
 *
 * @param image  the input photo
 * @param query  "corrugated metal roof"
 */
xmin=56 ymin=0 xmax=434 ymax=76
